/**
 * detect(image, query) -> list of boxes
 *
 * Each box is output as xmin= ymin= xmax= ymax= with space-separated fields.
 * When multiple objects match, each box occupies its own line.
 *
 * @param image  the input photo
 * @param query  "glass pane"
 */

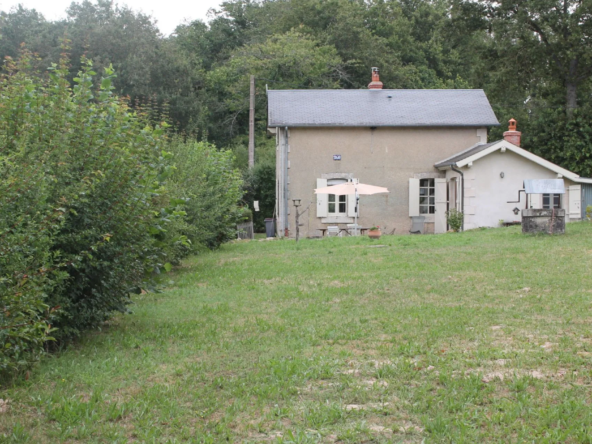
xmin=420 ymin=179 xmax=430 ymax=187
xmin=328 ymin=203 xmax=335 ymax=213
xmin=420 ymin=188 xmax=428 ymax=195
xmin=542 ymin=194 xmax=550 ymax=209
xmin=339 ymin=195 xmax=346 ymax=203
xmin=429 ymin=197 xmax=435 ymax=205
xmin=429 ymin=206 xmax=435 ymax=214
xmin=554 ymin=195 xmax=561 ymax=208
xmin=420 ymin=197 xmax=429 ymax=205
xmin=328 ymin=194 xmax=335 ymax=203
xmin=420 ymin=206 xmax=428 ymax=214
xmin=429 ymin=188 xmax=435 ymax=196
xmin=339 ymin=202 xmax=346 ymax=213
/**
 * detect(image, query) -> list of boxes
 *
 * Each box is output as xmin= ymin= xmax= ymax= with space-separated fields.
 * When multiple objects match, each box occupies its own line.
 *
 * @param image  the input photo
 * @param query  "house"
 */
xmin=434 ymin=121 xmax=592 ymax=230
xmin=268 ymin=68 xmax=590 ymax=237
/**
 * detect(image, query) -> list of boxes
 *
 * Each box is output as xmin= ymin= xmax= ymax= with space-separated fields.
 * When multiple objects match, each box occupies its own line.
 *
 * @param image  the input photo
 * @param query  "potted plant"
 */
xmin=368 ymin=225 xmax=381 ymax=239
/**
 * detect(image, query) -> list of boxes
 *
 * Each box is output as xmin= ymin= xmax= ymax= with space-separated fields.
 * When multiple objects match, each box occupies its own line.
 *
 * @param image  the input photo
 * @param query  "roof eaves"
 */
xmin=443 ymin=139 xmax=580 ymax=180
xmin=268 ymin=122 xmax=500 ymax=128
xmin=573 ymin=177 xmax=592 ymax=184
xmin=434 ymin=141 xmax=496 ymax=168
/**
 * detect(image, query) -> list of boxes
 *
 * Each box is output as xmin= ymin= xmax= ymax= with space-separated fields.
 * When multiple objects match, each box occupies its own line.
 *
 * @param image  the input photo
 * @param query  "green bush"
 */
xmin=166 ymin=137 xmax=244 ymax=251
xmin=446 ymin=209 xmax=464 ymax=232
xmin=0 ymin=51 xmax=182 ymax=375
xmin=244 ymin=162 xmax=276 ymax=232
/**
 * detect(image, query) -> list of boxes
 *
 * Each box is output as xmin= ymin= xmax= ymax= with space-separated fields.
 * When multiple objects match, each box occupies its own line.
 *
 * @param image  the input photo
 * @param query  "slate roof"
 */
xmin=267 ymin=89 xmax=499 ymax=128
xmin=434 ymin=141 xmax=501 ymax=168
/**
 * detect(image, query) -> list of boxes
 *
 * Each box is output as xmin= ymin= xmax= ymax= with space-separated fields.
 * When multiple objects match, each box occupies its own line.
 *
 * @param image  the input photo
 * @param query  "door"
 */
xmin=435 ymin=178 xmax=447 ymax=234
xmin=582 ymin=184 xmax=592 ymax=219
xmin=568 ymin=185 xmax=581 ymax=220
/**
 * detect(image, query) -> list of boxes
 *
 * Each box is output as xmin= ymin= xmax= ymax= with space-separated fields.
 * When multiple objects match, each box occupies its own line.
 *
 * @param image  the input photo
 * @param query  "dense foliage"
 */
xmin=166 ymin=138 xmax=245 ymax=250
xmin=244 ymin=162 xmax=276 ymax=231
xmin=0 ymin=51 xmax=243 ymax=377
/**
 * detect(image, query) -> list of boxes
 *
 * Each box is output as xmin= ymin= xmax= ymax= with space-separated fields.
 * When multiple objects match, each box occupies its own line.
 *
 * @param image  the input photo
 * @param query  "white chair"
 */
xmin=346 ymin=224 xmax=361 ymax=236
xmin=326 ymin=226 xmax=341 ymax=237
xmin=409 ymin=216 xmax=425 ymax=234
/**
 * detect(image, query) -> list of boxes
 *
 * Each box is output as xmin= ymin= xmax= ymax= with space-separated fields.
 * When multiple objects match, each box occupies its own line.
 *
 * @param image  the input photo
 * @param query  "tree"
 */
xmin=205 ymin=30 xmax=343 ymax=144
xmin=483 ymin=0 xmax=592 ymax=115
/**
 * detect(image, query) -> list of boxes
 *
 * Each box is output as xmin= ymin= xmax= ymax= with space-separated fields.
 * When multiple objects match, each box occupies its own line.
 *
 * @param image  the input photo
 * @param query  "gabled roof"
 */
xmin=433 ymin=141 xmax=500 ymax=167
xmin=435 ymin=139 xmax=592 ymax=184
xmin=267 ymin=89 xmax=500 ymax=128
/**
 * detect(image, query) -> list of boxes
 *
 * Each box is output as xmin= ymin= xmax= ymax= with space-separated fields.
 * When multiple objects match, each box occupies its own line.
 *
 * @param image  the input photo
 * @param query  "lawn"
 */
xmin=2 ymin=224 xmax=592 ymax=443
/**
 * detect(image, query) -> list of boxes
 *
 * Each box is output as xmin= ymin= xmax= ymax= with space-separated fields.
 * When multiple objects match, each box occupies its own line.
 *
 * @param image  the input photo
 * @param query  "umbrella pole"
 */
xmin=355 ymin=185 xmax=359 ymax=236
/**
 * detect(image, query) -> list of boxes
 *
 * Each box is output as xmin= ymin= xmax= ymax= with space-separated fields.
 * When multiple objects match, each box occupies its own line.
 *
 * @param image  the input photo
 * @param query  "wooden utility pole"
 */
xmin=248 ymin=75 xmax=255 ymax=168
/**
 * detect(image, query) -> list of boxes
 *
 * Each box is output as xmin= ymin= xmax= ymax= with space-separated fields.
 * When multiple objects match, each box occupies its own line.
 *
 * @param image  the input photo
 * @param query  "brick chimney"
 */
xmin=368 ymin=67 xmax=383 ymax=90
xmin=503 ymin=118 xmax=521 ymax=146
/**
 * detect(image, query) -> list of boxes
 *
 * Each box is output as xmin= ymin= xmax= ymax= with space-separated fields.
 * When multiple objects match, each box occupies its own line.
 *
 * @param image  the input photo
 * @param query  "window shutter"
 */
xmin=568 ymin=185 xmax=581 ymax=219
xmin=347 ymin=178 xmax=359 ymax=217
xmin=316 ymin=178 xmax=328 ymax=217
xmin=434 ymin=178 xmax=447 ymax=233
xmin=409 ymin=178 xmax=420 ymax=216
xmin=529 ymin=193 xmax=542 ymax=209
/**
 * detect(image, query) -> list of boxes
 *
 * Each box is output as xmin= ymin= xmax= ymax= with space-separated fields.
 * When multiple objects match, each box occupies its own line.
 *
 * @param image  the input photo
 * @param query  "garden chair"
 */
xmin=326 ymin=226 xmax=341 ymax=237
xmin=346 ymin=224 xmax=361 ymax=236
xmin=409 ymin=216 xmax=425 ymax=234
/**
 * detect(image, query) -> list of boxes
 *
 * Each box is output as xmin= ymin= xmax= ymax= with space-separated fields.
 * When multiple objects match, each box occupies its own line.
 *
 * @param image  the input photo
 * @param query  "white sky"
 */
xmin=0 ymin=0 xmax=225 ymax=35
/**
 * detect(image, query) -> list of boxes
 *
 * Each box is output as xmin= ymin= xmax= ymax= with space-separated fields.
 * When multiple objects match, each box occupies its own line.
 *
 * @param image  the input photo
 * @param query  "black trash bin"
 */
xmin=264 ymin=218 xmax=276 ymax=238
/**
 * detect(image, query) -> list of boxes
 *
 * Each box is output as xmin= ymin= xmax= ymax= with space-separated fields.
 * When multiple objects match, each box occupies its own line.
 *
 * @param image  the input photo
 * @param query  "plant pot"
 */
xmin=368 ymin=229 xmax=381 ymax=239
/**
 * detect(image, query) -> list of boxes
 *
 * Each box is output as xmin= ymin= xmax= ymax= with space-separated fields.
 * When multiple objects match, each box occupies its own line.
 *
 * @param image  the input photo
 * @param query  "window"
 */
xmin=419 ymin=178 xmax=435 ymax=214
xmin=328 ymin=178 xmax=347 ymax=215
xmin=543 ymin=194 xmax=561 ymax=209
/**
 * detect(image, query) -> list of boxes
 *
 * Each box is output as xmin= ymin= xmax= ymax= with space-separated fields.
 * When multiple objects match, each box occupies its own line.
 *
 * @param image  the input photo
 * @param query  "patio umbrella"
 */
xmin=314 ymin=181 xmax=389 ymax=235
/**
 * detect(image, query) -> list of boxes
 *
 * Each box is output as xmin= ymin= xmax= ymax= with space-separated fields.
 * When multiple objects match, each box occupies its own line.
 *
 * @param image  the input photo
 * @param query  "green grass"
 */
xmin=2 ymin=224 xmax=592 ymax=443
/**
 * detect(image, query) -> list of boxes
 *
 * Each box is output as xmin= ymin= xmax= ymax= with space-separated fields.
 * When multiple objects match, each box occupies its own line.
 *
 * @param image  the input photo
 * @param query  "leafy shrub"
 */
xmin=0 ymin=50 xmax=181 ymax=374
xmin=586 ymin=205 xmax=592 ymax=221
xmin=166 ymin=137 xmax=244 ymax=251
xmin=243 ymin=161 xmax=276 ymax=232
xmin=446 ymin=209 xmax=464 ymax=232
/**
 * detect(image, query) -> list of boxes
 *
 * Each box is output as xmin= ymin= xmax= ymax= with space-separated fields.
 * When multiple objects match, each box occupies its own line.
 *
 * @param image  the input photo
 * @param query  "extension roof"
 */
xmin=434 ymin=141 xmax=500 ymax=167
xmin=267 ymin=89 xmax=499 ymax=128
xmin=434 ymin=139 xmax=592 ymax=184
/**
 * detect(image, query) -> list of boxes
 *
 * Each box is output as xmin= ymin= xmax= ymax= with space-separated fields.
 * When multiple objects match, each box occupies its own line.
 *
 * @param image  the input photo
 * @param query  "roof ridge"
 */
xmin=267 ymin=88 xmax=486 ymax=92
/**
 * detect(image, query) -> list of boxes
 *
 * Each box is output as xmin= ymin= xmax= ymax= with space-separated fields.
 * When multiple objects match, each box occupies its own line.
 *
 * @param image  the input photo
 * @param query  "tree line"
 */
xmin=2 ymin=0 xmax=591 ymax=178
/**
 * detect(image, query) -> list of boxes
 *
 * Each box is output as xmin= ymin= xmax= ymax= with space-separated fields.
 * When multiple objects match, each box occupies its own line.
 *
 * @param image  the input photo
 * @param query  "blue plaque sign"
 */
xmin=333 ymin=155 xmax=341 ymax=161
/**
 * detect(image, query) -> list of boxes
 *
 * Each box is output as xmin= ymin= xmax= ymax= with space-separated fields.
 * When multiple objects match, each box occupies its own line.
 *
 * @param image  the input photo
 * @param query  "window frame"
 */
xmin=542 ymin=193 xmax=561 ymax=209
xmin=419 ymin=178 xmax=435 ymax=214
xmin=327 ymin=179 xmax=348 ymax=216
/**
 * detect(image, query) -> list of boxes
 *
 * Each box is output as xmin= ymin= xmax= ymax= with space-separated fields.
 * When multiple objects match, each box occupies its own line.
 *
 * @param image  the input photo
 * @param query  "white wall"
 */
xmin=447 ymin=150 xmax=577 ymax=229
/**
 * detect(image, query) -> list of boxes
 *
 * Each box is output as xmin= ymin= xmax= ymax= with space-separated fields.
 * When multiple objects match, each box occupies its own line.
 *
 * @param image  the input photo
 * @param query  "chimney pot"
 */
xmin=503 ymin=118 xmax=521 ymax=146
xmin=368 ymin=67 xmax=383 ymax=90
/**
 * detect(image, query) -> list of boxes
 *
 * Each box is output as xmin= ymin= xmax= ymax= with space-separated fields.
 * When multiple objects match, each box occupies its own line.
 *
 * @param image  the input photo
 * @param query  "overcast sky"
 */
xmin=0 ymin=0 xmax=225 ymax=35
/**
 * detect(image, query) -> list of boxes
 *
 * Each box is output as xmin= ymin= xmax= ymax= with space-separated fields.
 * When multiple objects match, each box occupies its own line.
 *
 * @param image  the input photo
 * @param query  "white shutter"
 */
xmin=347 ymin=178 xmax=359 ymax=217
xmin=409 ymin=178 xmax=420 ymax=217
xmin=529 ymin=193 xmax=542 ymax=209
xmin=434 ymin=178 xmax=447 ymax=233
xmin=316 ymin=178 xmax=328 ymax=217
xmin=568 ymin=185 xmax=581 ymax=219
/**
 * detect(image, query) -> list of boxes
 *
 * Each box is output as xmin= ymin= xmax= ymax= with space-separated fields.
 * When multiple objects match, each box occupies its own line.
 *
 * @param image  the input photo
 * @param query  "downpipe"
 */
xmin=450 ymin=164 xmax=464 ymax=232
